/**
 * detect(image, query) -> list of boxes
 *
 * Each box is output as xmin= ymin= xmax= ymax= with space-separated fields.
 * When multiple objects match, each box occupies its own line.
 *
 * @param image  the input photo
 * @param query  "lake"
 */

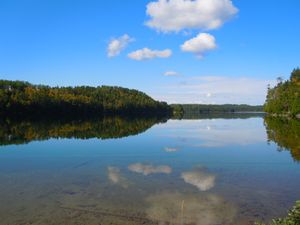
xmin=0 ymin=115 xmax=299 ymax=225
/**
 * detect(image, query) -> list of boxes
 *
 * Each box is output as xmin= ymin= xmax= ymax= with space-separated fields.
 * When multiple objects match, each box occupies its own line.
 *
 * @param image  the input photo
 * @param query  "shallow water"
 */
xmin=0 ymin=116 xmax=299 ymax=225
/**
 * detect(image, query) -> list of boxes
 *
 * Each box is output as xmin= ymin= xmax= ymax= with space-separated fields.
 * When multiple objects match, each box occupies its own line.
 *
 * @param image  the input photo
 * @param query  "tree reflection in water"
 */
xmin=264 ymin=116 xmax=300 ymax=161
xmin=0 ymin=116 xmax=167 ymax=146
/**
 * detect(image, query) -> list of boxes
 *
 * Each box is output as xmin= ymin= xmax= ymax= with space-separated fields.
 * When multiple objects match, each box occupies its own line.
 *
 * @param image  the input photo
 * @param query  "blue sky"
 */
xmin=0 ymin=0 xmax=299 ymax=104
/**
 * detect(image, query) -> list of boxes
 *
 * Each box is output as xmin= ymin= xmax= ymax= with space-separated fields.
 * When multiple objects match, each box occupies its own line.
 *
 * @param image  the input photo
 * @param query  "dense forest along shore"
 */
xmin=0 ymin=80 xmax=172 ymax=117
xmin=264 ymin=68 xmax=300 ymax=119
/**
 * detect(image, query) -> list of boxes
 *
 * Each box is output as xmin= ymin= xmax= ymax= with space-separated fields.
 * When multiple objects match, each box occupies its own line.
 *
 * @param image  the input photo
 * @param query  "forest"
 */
xmin=177 ymin=112 xmax=264 ymax=120
xmin=171 ymin=104 xmax=263 ymax=118
xmin=264 ymin=68 xmax=300 ymax=118
xmin=0 ymin=80 xmax=172 ymax=118
xmin=0 ymin=80 xmax=266 ymax=119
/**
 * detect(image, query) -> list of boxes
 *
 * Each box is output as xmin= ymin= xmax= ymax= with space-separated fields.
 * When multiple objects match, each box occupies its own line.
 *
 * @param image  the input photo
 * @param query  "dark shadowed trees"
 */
xmin=0 ymin=80 xmax=172 ymax=118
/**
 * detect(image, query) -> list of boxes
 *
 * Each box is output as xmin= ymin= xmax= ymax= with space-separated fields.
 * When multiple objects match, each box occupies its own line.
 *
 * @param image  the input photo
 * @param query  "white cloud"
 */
xmin=181 ymin=168 xmax=216 ymax=191
xmin=181 ymin=33 xmax=217 ymax=58
xmin=146 ymin=0 xmax=238 ymax=32
xmin=164 ymin=71 xmax=179 ymax=76
xmin=128 ymin=48 xmax=172 ymax=61
xmin=107 ymin=34 xmax=134 ymax=57
xmin=128 ymin=163 xmax=172 ymax=175
xmin=151 ymin=76 xmax=276 ymax=105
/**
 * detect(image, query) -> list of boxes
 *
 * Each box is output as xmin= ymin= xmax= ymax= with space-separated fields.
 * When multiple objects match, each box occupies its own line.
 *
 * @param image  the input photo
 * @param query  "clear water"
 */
xmin=0 ymin=116 xmax=299 ymax=225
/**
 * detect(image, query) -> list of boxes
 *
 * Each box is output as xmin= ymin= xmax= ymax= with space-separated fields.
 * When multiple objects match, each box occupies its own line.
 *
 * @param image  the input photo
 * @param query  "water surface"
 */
xmin=0 ymin=115 xmax=299 ymax=225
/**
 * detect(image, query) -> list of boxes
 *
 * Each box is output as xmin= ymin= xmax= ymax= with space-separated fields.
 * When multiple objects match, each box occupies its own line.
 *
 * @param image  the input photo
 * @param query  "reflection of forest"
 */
xmin=264 ymin=116 xmax=300 ymax=161
xmin=0 ymin=116 xmax=166 ymax=146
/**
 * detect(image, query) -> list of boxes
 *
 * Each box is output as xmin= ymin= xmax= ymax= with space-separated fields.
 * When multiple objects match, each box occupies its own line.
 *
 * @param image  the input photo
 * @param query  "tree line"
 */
xmin=0 ymin=80 xmax=172 ymax=117
xmin=264 ymin=68 xmax=300 ymax=118
xmin=0 ymin=79 xmax=269 ymax=119
xmin=171 ymin=104 xmax=263 ymax=118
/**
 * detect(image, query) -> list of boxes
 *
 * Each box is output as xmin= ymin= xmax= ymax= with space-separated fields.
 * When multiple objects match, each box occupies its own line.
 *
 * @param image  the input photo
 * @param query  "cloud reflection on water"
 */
xmin=128 ymin=163 xmax=172 ymax=175
xmin=159 ymin=118 xmax=266 ymax=147
xmin=181 ymin=168 xmax=216 ymax=191
xmin=145 ymin=192 xmax=236 ymax=225
xmin=107 ymin=166 xmax=129 ymax=188
xmin=164 ymin=147 xmax=179 ymax=152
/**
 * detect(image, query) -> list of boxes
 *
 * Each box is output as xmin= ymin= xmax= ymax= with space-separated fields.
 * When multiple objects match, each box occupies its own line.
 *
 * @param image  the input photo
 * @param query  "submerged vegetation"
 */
xmin=0 ymin=116 xmax=165 ymax=146
xmin=256 ymin=201 xmax=300 ymax=225
xmin=0 ymin=80 xmax=171 ymax=117
xmin=264 ymin=116 xmax=300 ymax=161
xmin=264 ymin=68 xmax=300 ymax=118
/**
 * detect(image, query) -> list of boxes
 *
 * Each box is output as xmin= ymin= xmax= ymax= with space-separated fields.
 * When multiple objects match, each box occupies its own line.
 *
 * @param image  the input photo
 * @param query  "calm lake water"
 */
xmin=0 ymin=115 xmax=299 ymax=225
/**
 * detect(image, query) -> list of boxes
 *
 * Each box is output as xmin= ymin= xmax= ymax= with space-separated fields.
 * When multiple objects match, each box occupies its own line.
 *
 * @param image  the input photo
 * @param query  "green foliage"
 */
xmin=0 ymin=80 xmax=171 ymax=117
xmin=180 ymin=112 xmax=265 ymax=120
xmin=256 ymin=201 xmax=300 ymax=225
xmin=291 ymin=67 xmax=300 ymax=83
xmin=171 ymin=104 xmax=263 ymax=115
xmin=264 ymin=68 xmax=300 ymax=117
xmin=264 ymin=116 xmax=300 ymax=161
xmin=170 ymin=104 xmax=184 ymax=119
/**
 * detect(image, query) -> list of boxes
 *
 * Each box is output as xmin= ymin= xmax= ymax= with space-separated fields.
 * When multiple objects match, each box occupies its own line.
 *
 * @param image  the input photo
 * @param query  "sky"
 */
xmin=0 ymin=0 xmax=299 ymax=105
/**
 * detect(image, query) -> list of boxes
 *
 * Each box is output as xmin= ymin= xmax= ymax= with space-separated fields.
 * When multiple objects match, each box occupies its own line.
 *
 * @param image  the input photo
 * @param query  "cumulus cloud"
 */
xmin=128 ymin=48 xmax=172 ymax=61
xmin=146 ymin=0 xmax=238 ymax=32
xmin=181 ymin=33 xmax=217 ymax=58
xmin=128 ymin=163 xmax=172 ymax=175
xmin=107 ymin=34 xmax=134 ymax=57
xmin=145 ymin=192 xmax=236 ymax=225
xmin=181 ymin=168 xmax=216 ymax=191
xmin=164 ymin=71 xmax=179 ymax=76
xmin=107 ymin=166 xmax=129 ymax=188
